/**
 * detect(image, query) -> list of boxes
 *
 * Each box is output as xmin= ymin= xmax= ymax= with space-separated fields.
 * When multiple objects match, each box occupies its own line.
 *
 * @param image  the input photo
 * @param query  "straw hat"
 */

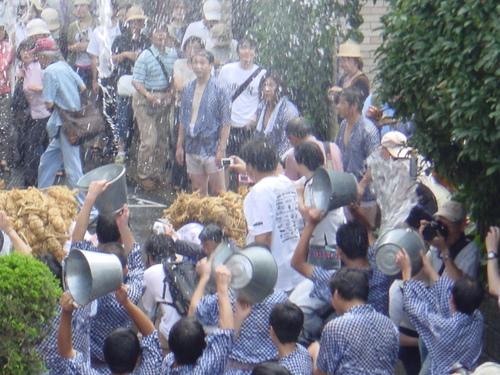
xmin=26 ymin=18 xmax=51 ymax=37
xmin=41 ymin=8 xmax=60 ymax=31
xmin=125 ymin=6 xmax=148 ymax=23
xmin=381 ymin=131 xmax=413 ymax=159
xmin=210 ymin=23 xmax=232 ymax=47
xmin=338 ymin=42 xmax=361 ymax=58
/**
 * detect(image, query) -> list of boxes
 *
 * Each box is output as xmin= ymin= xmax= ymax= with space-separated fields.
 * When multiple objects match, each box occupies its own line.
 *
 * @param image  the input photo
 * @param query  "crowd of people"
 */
xmin=0 ymin=1 xmax=499 ymax=375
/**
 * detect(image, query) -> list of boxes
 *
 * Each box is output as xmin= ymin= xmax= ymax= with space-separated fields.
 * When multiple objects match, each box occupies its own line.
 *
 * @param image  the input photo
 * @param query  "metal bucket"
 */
xmin=65 ymin=249 xmax=123 ymax=306
xmin=306 ymin=168 xmax=358 ymax=212
xmin=374 ymin=228 xmax=426 ymax=277
xmin=77 ymin=164 xmax=127 ymax=215
xmin=208 ymin=241 xmax=236 ymax=288
xmin=224 ymin=245 xmax=278 ymax=304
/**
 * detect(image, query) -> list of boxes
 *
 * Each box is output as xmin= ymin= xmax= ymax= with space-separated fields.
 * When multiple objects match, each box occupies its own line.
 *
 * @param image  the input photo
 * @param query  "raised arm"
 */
xmin=115 ymin=204 xmax=134 ymax=256
xmin=72 ymin=180 xmax=109 ymax=243
xmin=188 ymin=257 xmax=212 ymax=317
xmin=0 ymin=211 xmax=31 ymax=255
xmin=486 ymin=226 xmax=500 ymax=298
xmin=214 ymin=265 xmax=234 ymax=330
xmin=115 ymin=284 xmax=155 ymax=337
xmin=57 ymin=292 xmax=79 ymax=358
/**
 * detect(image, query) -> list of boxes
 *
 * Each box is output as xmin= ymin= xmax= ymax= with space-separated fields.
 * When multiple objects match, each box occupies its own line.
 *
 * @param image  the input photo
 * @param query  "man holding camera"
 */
xmin=423 ymin=201 xmax=479 ymax=279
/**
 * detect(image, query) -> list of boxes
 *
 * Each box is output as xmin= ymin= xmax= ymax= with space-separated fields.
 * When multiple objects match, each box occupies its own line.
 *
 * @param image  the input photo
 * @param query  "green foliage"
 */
xmin=0 ymin=253 xmax=61 ymax=374
xmin=249 ymin=0 xmax=363 ymax=138
xmin=376 ymin=0 xmax=500 ymax=225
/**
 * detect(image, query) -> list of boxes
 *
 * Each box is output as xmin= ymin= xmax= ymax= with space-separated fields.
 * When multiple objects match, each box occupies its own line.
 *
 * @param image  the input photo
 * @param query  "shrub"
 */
xmin=0 ymin=253 xmax=61 ymax=374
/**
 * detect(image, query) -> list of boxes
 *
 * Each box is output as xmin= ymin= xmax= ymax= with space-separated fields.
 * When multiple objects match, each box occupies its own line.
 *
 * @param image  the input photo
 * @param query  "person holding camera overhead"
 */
xmin=421 ymin=200 xmax=479 ymax=280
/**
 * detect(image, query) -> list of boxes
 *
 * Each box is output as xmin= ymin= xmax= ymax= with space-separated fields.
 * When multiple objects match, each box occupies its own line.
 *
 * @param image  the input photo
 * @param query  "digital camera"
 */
xmin=422 ymin=220 xmax=448 ymax=241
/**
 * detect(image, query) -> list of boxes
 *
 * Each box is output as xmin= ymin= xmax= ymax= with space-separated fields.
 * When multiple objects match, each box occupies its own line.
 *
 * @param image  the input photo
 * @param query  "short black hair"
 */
xmin=335 ymin=221 xmax=368 ymax=260
xmin=183 ymin=35 xmax=205 ymax=52
xmin=340 ymin=87 xmax=364 ymax=114
xmin=100 ymin=242 xmax=127 ymax=269
xmin=103 ymin=328 xmax=141 ymax=373
xmin=17 ymin=37 xmax=36 ymax=60
xmin=96 ymin=214 xmax=121 ymax=244
xmin=285 ymin=117 xmax=313 ymax=139
xmin=168 ymin=317 xmax=207 ymax=365
xmin=189 ymin=49 xmax=215 ymax=64
xmin=269 ymin=302 xmax=303 ymax=344
xmin=452 ymin=276 xmax=484 ymax=315
xmin=237 ymin=36 xmax=258 ymax=53
xmin=329 ymin=266 xmax=369 ymax=302
xmin=241 ymin=137 xmax=279 ymax=172
xmin=199 ymin=223 xmax=225 ymax=243
xmin=37 ymin=252 xmax=62 ymax=288
xmin=144 ymin=233 xmax=176 ymax=264
xmin=252 ymin=362 xmax=291 ymax=375
xmin=294 ymin=141 xmax=324 ymax=172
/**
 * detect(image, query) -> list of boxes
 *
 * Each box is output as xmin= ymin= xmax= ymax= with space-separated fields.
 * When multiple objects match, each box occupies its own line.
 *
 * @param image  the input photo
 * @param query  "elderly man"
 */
xmin=181 ymin=0 xmax=221 ymax=48
xmin=34 ymin=38 xmax=86 ymax=202
xmin=132 ymin=23 xmax=177 ymax=191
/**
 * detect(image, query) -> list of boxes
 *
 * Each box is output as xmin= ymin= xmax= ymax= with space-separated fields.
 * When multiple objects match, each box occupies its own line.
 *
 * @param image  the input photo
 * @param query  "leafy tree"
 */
xmin=249 ymin=0 xmax=364 ymax=139
xmin=376 ymin=0 xmax=500 ymax=225
xmin=0 ymin=253 xmax=61 ymax=374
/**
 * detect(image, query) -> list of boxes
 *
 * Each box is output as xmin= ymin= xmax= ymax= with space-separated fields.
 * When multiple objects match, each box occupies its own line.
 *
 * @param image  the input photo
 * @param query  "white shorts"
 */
xmin=186 ymin=153 xmax=221 ymax=175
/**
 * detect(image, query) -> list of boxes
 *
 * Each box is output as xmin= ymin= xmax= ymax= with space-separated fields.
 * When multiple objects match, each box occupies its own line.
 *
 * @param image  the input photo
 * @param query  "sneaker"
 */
xmin=114 ymin=154 xmax=126 ymax=164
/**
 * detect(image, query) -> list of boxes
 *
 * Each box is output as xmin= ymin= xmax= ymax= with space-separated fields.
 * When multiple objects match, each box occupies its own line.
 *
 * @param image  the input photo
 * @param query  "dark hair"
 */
xmin=259 ymin=71 xmax=288 ymax=101
xmin=329 ymin=266 xmax=369 ymax=302
xmin=335 ymin=221 xmax=368 ymax=260
xmin=269 ymin=302 xmax=303 ymax=344
xmin=452 ymin=276 xmax=484 ymax=315
xmin=199 ymin=223 xmax=225 ymax=243
xmin=37 ymin=253 xmax=62 ymax=288
xmin=241 ymin=137 xmax=279 ymax=173
xmin=104 ymin=328 xmax=141 ymax=373
xmin=237 ymin=37 xmax=258 ymax=53
xmin=285 ymin=117 xmax=313 ymax=139
xmin=294 ymin=141 xmax=324 ymax=172
xmin=100 ymin=242 xmax=127 ymax=269
xmin=96 ymin=214 xmax=121 ymax=244
xmin=352 ymin=57 xmax=363 ymax=71
xmin=183 ymin=35 xmax=205 ymax=52
xmin=17 ymin=37 xmax=36 ymax=60
xmin=340 ymin=87 xmax=364 ymax=114
xmin=168 ymin=317 xmax=207 ymax=365
xmin=144 ymin=233 xmax=176 ymax=264
xmin=252 ymin=362 xmax=291 ymax=375
xmin=189 ymin=49 xmax=215 ymax=64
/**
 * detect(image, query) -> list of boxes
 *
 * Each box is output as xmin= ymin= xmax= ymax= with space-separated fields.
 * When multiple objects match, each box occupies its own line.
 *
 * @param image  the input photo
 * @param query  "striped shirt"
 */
xmin=133 ymin=45 xmax=177 ymax=90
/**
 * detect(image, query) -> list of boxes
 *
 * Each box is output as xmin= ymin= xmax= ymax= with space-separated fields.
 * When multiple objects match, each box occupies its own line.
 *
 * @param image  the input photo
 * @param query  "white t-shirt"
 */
xmin=142 ymin=264 xmax=182 ymax=340
xmin=86 ymin=22 xmax=121 ymax=78
xmin=427 ymin=240 xmax=479 ymax=278
xmin=181 ymin=20 xmax=210 ymax=48
xmin=244 ymin=174 xmax=305 ymax=292
xmin=218 ymin=62 xmax=266 ymax=128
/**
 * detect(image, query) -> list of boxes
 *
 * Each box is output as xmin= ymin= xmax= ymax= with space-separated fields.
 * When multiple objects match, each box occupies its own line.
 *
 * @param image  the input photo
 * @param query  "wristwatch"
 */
xmin=487 ymin=252 xmax=498 ymax=260
xmin=440 ymin=254 xmax=451 ymax=262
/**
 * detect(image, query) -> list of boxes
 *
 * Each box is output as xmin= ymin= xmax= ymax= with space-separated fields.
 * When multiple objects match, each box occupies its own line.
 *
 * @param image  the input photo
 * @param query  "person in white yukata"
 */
xmin=161 ymin=265 xmax=251 ymax=375
xmin=396 ymin=248 xmax=484 ymax=375
xmin=71 ymin=180 xmax=145 ymax=363
xmin=269 ymin=302 xmax=313 ymax=375
xmin=57 ymin=284 xmax=162 ymax=375
xmin=312 ymin=267 xmax=398 ymax=375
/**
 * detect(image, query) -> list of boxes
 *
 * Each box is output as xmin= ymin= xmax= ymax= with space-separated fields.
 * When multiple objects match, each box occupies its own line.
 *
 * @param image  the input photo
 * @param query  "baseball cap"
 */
xmin=381 ymin=131 xmax=413 ymax=159
xmin=203 ymin=0 xmax=221 ymax=21
xmin=434 ymin=201 xmax=466 ymax=223
xmin=28 ymin=37 xmax=59 ymax=55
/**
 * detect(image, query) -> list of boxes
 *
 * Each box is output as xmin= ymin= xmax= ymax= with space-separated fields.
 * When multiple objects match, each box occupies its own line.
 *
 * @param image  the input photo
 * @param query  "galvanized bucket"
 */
xmin=77 ymin=164 xmax=127 ymax=215
xmin=65 ymin=249 xmax=123 ymax=306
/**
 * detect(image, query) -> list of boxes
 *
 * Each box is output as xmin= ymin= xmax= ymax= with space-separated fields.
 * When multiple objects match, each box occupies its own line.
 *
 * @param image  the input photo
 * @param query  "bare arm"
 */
xmin=215 ymin=265 xmax=234 ymax=330
xmin=91 ymin=55 xmax=99 ymax=94
xmin=175 ymin=122 xmax=185 ymax=166
xmin=115 ymin=284 xmax=155 ymax=336
xmin=255 ymin=232 xmax=272 ymax=249
xmin=57 ymin=292 xmax=78 ymax=358
xmin=216 ymin=125 xmax=231 ymax=166
xmin=187 ymin=257 xmax=212 ymax=317
xmin=0 ymin=211 xmax=31 ymax=255
xmin=115 ymin=205 xmax=134 ymax=256
xmin=72 ymin=180 xmax=109 ymax=243
xmin=486 ymin=226 xmax=500 ymax=298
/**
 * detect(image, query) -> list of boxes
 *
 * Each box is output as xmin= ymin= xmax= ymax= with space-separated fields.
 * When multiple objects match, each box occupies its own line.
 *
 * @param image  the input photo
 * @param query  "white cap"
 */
xmin=203 ymin=0 xmax=222 ymax=21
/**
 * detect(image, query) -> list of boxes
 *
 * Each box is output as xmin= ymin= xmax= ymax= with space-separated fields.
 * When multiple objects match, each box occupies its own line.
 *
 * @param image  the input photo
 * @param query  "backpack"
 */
xmin=161 ymin=260 xmax=199 ymax=316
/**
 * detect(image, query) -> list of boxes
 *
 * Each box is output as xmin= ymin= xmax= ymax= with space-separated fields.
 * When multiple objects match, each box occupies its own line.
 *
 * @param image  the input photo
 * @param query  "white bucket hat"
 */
xmin=26 ymin=18 xmax=51 ymax=37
